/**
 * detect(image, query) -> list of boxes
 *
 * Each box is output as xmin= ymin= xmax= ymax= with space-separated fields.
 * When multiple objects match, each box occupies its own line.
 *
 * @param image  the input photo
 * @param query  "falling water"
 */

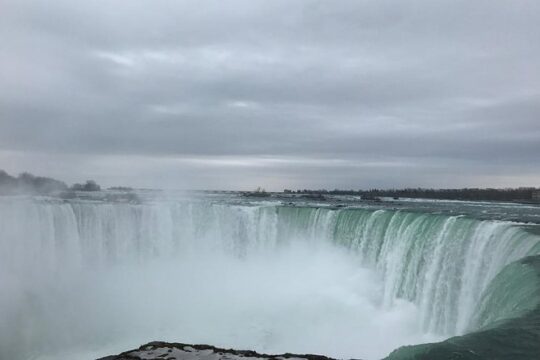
xmin=0 ymin=196 xmax=539 ymax=359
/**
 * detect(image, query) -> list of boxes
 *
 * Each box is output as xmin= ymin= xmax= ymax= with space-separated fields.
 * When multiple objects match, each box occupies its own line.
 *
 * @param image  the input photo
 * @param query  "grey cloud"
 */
xmin=0 ymin=0 xmax=539 ymax=189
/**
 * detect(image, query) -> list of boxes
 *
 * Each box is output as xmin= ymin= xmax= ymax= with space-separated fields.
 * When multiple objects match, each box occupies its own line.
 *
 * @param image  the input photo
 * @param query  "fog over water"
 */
xmin=0 ymin=198 xmax=439 ymax=360
xmin=18 ymin=244 xmax=436 ymax=360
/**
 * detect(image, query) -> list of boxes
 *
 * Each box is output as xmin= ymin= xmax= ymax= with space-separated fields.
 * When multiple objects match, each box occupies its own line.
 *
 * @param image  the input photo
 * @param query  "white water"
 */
xmin=0 ymin=196 xmax=538 ymax=360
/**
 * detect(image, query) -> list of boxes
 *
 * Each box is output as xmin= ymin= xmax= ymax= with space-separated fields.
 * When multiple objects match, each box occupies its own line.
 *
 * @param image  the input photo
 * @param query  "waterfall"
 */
xmin=0 ymin=196 xmax=539 ymax=359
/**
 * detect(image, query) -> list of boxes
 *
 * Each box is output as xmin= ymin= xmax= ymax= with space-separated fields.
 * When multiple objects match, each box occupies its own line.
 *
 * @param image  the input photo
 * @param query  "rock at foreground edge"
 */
xmin=98 ymin=341 xmax=348 ymax=360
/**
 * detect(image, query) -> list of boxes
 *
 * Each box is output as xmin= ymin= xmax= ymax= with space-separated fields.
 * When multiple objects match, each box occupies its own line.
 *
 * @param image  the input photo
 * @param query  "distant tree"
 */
xmin=0 ymin=170 xmax=67 ymax=195
xmin=83 ymin=180 xmax=101 ymax=191
xmin=70 ymin=183 xmax=84 ymax=191
xmin=71 ymin=180 xmax=101 ymax=191
xmin=0 ymin=170 xmax=17 ymax=194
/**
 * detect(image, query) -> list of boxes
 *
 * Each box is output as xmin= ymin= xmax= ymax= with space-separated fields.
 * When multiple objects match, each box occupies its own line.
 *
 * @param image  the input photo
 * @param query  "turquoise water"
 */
xmin=0 ymin=193 xmax=539 ymax=359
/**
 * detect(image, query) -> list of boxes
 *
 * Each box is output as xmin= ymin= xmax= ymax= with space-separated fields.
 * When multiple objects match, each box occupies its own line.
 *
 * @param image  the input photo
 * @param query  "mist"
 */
xmin=1 ymin=188 xmax=539 ymax=360
xmin=0 ymin=198 xmax=444 ymax=360
xmin=8 ymin=244 xmax=439 ymax=360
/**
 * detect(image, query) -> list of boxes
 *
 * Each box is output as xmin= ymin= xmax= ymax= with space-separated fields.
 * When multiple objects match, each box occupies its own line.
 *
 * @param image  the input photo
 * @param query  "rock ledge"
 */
xmin=99 ymin=342 xmax=343 ymax=360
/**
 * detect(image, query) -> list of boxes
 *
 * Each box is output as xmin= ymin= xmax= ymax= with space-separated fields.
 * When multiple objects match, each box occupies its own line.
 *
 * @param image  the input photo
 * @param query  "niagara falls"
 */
xmin=2 ymin=0 xmax=540 ymax=359
xmin=1 ymin=189 xmax=539 ymax=359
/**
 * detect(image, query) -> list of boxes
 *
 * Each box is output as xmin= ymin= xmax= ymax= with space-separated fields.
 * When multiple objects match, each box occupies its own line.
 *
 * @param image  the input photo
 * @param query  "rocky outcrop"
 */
xmin=99 ymin=342 xmax=344 ymax=360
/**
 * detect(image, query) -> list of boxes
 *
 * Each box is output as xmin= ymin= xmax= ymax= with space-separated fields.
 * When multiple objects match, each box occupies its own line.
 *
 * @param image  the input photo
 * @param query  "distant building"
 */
xmin=533 ymin=190 xmax=540 ymax=201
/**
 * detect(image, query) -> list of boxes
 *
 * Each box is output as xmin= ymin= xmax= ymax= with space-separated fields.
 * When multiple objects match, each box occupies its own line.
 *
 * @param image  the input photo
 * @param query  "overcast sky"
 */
xmin=1 ymin=0 xmax=539 ymax=190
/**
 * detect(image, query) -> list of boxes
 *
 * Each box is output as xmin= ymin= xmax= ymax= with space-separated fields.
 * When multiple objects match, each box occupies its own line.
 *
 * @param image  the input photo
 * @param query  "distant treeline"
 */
xmin=71 ymin=180 xmax=101 ymax=192
xmin=0 ymin=170 xmax=105 ymax=195
xmin=284 ymin=187 xmax=540 ymax=202
xmin=0 ymin=170 xmax=68 ymax=195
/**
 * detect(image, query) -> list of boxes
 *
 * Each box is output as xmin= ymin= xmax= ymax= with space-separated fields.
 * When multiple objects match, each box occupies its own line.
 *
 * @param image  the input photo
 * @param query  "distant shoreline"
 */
xmin=278 ymin=188 xmax=540 ymax=203
xmin=1 ymin=168 xmax=539 ymax=203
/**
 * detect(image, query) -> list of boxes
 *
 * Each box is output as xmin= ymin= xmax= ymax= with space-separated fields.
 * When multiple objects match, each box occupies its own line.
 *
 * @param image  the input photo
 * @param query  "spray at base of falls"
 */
xmin=0 ymin=197 xmax=539 ymax=360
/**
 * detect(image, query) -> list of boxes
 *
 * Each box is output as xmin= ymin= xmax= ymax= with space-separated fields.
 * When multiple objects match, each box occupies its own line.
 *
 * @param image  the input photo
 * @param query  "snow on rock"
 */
xmin=98 ymin=342 xmax=346 ymax=360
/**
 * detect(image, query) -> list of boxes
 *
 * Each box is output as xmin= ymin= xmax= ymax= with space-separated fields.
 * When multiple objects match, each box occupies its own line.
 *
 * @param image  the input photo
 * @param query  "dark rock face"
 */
xmin=98 ymin=342 xmax=345 ymax=360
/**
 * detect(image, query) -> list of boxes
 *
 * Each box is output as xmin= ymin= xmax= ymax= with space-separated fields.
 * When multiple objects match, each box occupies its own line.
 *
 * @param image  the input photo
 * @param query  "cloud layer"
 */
xmin=1 ymin=0 xmax=539 ymax=190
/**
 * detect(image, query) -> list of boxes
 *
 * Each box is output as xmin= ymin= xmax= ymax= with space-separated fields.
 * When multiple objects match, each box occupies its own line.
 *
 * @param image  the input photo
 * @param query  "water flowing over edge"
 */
xmin=1 ymin=197 xmax=539 ymax=359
